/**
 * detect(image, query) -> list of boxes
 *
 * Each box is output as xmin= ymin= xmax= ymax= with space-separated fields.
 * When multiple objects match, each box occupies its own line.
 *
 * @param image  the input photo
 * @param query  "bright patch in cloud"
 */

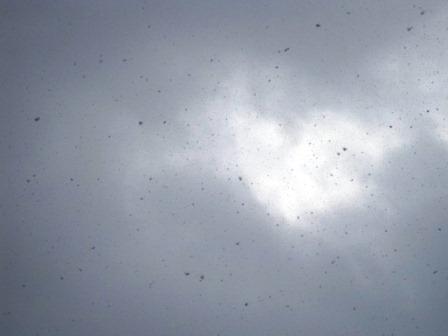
xmin=229 ymin=109 xmax=402 ymax=223
xmin=174 ymin=72 xmax=405 ymax=226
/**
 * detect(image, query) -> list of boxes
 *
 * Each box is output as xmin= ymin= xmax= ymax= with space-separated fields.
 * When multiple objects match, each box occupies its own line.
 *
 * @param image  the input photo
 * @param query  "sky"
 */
xmin=1 ymin=0 xmax=448 ymax=335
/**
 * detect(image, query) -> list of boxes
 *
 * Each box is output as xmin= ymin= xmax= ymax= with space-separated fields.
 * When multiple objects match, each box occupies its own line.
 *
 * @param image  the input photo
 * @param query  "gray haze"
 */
xmin=1 ymin=1 xmax=448 ymax=335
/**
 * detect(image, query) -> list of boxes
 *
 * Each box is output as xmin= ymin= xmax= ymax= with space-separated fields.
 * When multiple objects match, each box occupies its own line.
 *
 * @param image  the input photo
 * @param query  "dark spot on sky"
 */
xmin=407 ymin=26 xmax=413 ymax=32
xmin=139 ymin=121 xmax=143 ymax=125
xmin=184 ymin=272 xmax=190 ymax=276
xmin=284 ymin=47 xmax=290 ymax=52
xmin=244 ymin=302 xmax=249 ymax=307
xmin=315 ymin=23 xmax=321 ymax=28
xmin=34 ymin=117 xmax=40 ymax=122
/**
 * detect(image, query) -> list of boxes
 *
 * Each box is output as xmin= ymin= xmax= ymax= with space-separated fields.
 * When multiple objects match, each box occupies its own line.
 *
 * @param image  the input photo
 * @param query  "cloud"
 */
xmin=172 ymin=71 xmax=406 ymax=226
xmin=3 ymin=1 xmax=448 ymax=335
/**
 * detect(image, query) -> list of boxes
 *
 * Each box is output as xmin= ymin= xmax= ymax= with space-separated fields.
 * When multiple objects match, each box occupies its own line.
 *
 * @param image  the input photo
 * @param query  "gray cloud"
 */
xmin=1 ymin=1 xmax=448 ymax=335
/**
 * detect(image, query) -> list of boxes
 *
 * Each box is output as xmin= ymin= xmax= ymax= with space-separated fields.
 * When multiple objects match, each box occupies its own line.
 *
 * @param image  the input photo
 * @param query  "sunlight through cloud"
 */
xmin=200 ymin=73 xmax=406 ymax=226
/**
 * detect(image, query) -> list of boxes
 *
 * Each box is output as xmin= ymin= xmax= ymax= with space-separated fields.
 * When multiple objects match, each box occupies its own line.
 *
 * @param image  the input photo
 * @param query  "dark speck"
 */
xmin=238 ymin=176 xmax=243 ymax=181
xmin=34 ymin=117 xmax=40 ymax=122
xmin=244 ymin=302 xmax=249 ymax=307
xmin=315 ymin=23 xmax=321 ymax=27
xmin=284 ymin=47 xmax=290 ymax=52
xmin=139 ymin=121 xmax=143 ymax=125
xmin=199 ymin=275 xmax=205 ymax=281
xmin=407 ymin=26 xmax=413 ymax=32
xmin=433 ymin=270 xmax=438 ymax=274
xmin=184 ymin=272 xmax=190 ymax=276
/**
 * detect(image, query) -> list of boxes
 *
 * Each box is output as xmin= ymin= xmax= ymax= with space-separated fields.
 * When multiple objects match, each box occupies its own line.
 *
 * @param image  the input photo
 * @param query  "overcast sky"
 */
xmin=1 ymin=1 xmax=448 ymax=335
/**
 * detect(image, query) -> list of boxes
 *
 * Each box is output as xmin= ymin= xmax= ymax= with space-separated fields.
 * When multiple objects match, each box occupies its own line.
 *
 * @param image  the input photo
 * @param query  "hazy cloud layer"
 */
xmin=1 ymin=1 xmax=448 ymax=335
